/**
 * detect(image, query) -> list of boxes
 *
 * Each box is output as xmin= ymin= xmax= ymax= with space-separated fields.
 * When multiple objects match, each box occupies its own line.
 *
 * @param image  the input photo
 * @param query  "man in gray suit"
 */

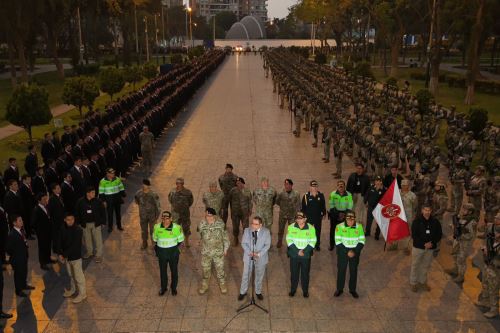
xmin=238 ymin=216 xmax=271 ymax=301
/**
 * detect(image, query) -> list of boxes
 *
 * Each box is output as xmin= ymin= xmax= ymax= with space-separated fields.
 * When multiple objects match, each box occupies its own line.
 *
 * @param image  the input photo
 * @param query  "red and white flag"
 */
xmin=372 ymin=179 xmax=410 ymax=243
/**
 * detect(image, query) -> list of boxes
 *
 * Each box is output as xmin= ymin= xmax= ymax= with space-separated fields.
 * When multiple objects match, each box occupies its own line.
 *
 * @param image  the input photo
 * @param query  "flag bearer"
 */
xmin=334 ymin=210 xmax=365 ymax=299
xmin=153 ymin=211 xmax=184 ymax=296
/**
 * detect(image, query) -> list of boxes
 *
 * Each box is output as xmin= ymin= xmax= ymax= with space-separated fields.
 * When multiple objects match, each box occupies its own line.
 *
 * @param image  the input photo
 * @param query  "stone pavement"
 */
xmin=1 ymin=54 xmax=498 ymax=333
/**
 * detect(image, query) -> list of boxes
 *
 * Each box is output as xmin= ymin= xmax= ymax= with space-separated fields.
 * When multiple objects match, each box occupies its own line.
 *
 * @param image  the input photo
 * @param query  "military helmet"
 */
xmin=476 ymin=165 xmax=486 ymax=173
xmin=434 ymin=180 xmax=445 ymax=188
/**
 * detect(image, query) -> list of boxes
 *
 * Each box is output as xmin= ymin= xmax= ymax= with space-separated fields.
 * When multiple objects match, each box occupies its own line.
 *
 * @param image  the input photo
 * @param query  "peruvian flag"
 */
xmin=372 ymin=179 xmax=410 ymax=243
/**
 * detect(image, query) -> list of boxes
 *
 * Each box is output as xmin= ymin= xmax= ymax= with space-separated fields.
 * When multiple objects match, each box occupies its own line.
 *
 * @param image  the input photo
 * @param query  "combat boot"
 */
xmin=219 ymin=281 xmax=228 ymax=294
xmin=484 ymin=308 xmax=499 ymax=319
xmin=453 ymin=276 xmax=464 ymax=284
xmin=277 ymin=237 xmax=283 ymax=248
xmin=185 ymin=235 xmax=191 ymax=248
xmin=63 ymin=288 xmax=76 ymax=298
xmin=198 ymin=279 xmax=209 ymax=295
xmin=475 ymin=299 xmax=489 ymax=307
xmin=72 ymin=294 xmax=87 ymax=304
xmin=233 ymin=237 xmax=239 ymax=247
xmin=140 ymin=241 xmax=147 ymax=250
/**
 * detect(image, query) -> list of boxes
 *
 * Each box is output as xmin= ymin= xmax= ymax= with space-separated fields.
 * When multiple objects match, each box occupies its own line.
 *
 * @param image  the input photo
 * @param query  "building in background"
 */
xmin=195 ymin=0 xmax=267 ymax=22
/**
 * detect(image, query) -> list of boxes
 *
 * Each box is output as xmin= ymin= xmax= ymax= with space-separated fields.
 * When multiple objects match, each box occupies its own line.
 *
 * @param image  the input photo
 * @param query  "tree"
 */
xmin=142 ymin=62 xmax=158 ymax=79
xmin=100 ymin=67 xmax=125 ymax=100
xmin=122 ymin=65 xmax=142 ymax=88
xmin=62 ymin=76 xmax=100 ymax=117
xmin=467 ymin=108 xmax=488 ymax=140
xmin=41 ymin=0 xmax=69 ymax=79
xmin=6 ymin=84 xmax=52 ymax=142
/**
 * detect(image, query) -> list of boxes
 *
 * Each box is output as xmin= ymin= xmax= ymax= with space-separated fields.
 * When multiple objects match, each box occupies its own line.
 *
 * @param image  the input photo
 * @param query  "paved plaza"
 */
xmin=1 ymin=54 xmax=499 ymax=333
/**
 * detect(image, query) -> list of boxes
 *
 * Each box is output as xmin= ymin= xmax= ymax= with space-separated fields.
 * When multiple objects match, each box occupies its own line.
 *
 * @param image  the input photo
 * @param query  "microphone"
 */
xmin=252 ymin=230 xmax=257 ymax=244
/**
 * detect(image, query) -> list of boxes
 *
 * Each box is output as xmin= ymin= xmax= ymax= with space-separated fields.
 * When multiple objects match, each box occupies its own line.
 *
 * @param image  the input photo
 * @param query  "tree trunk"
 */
xmin=7 ymin=42 xmax=17 ymax=89
xmin=27 ymin=126 xmax=33 ymax=143
xmin=465 ymin=0 xmax=485 ymax=105
xmin=14 ymin=35 xmax=28 ymax=82
xmin=389 ymin=31 xmax=403 ymax=77
xmin=47 ymin=27 xmax=65 ymax=79
xmin=429 ymin=1 xmax=442 ymax=97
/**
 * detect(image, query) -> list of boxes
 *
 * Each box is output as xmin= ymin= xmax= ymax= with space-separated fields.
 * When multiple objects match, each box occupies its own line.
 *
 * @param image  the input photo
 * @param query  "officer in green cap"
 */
xmin=286 ymin=211 xmax=317 ymax=298
xmin=334 ymin=210 xmax=365 ymax=299
xmin=153 ymin=210 xmax=185 ymax=296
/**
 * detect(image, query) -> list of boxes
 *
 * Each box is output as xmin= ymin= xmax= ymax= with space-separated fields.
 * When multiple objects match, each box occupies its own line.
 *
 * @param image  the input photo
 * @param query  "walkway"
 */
xmin=1 ymin=54 xmax=497 ymax=333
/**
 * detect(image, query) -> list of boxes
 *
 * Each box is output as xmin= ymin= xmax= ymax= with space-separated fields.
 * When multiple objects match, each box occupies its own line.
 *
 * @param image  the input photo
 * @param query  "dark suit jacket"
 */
xmin=32 ymin=205 xmax=51 ymax=237
xmin=44 ymin=167 xmax=60 ymax=189
xmin=61 ymin=182 xmax=76 ymax=213
xmin=3 ymin=191 xmax=23 ymax=219
xmin=3 ymin=167 xmax=19 ymax=185
xmin=32 ymin=176 xmax=48 ymax=196
xmin=41 ymin=141 xmax=56 ymax=163
xmin=19 ymin=184 xmax=36 ymax=219
xmin=6 ymin=229 xmax=28 ymax=265
xmin=69 ymin=166 xmax=86 ymax=199
xmin=24 ymin=153 xmax=38 ymax=177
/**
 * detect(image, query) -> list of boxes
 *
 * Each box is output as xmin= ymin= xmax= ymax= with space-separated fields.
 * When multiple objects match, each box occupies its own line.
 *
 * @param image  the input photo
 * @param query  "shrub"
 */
xmin=386 ymin=77 xmax=398 ymax=87
xmin=170 ymin=54 xmax=183 ymax=65
xmin=99 ymin=67 xmax=124 ymax=100
xmin=416 ymin=89 xmax=434 ymax=116
xmin=73 ymin=63 xmax=101 ymax=76
xmin=314 ymin=52 xmax=327 ymax=64
xmin=353 ymin=62 xmax=374 ymax=79
xmin=142 ymin=62 xmax=158 ymax=80
xmin=467 ymin=108 xmax=488 ymax=140
xmin=62 ymin=76 xmax=99 ymax=117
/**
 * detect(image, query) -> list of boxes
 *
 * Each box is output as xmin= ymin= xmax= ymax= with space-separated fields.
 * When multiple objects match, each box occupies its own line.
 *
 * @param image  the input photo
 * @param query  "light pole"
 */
xmin=134 ymin=4 xmax=139 ymax=53
xmin=76 ymin=6 xmax=84 ymax=64
xmin=188 ymin=7 xmax=193 ymax=49
xmin=144 ymin=16 xmax=150 ymax=62
xmin=154 ymin=13 xmax=159 ymax=63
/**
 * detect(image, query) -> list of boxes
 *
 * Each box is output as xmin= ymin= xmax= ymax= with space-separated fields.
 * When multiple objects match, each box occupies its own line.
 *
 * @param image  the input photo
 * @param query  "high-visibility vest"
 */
xmin=329 ymin=191 xmax=353 ymax=211
xmin=153 ymin=223 xmax=185 ymax=248
xmin=286 ymin=223 xmax=317 ymax=249
xmin=335 ymin=223 xmax=365 ymax=248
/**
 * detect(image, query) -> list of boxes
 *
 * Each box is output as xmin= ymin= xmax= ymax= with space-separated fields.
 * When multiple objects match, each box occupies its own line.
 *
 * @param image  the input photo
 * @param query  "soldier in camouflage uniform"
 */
xmin=445 ymin=203 xmax=478 ymax=283
xmin=475 ymin=214 xmax=500 ymax=318
xmin=333 ymin=132 xmax=346 ymax=179
xmin=168 ymin=178 xmax=194 ymax=246
xmin=198 ymin=208 xmax=230 ymax=295
xmin=202 ymin=181 xmax=224 ymax=217
xmin=253 ymin=177 xmax=277 ymax=234
xmin=322 ymin=120 xmax=333 ymax=163
xmin=134 ymin=179 xmax=161 ymax=249
xmin=448 ymin=158 xmax=467 ymax=215
xmin=483 ymin=177 xmax=500 ymax=226
xmin=275 ymin=179 xmax=300 ymax=248
xmin=432 ymin=180 xmax=448 ymax=223
xmin=228 ymin=177 xmax=253 ymax=246
xmin=311 ymin=107 xmax=321 ymax=148
xmin=294 ymin=106 xmax=303 ymax=137
xmin=218 ymin=164 xmax=238 ymax=224
xmin=466 ymin=166 xmax=487 ymax=214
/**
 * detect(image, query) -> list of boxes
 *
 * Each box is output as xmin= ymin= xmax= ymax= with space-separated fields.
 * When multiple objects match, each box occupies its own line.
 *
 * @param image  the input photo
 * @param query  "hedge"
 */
xmin=409 ymin=70 xmax=500 ymax=95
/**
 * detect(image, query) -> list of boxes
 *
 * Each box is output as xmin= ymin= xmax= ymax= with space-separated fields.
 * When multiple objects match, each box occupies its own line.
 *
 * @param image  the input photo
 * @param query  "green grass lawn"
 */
xmin=0 ymin=78 xmax=148 ymax=172
xmin=372 ymin=67 xmax=500 ymax=125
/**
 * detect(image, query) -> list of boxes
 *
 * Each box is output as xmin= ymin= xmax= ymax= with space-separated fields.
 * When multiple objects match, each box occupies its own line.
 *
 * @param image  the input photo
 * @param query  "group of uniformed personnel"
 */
xmin=263 ymin=48 xmax=500 ymax=318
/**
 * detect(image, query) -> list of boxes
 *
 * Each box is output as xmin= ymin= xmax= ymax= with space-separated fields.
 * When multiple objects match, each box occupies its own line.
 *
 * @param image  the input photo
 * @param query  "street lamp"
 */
xmin=185 ymin=6 xmax=191 ymax=50
xmin=188 ymin=7 xmax=193 ymax=49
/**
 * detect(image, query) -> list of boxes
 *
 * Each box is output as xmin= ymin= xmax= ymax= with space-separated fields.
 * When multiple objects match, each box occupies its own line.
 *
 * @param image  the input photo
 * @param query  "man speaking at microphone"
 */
xmin=238 ymin=216 xmax=271 ymax=301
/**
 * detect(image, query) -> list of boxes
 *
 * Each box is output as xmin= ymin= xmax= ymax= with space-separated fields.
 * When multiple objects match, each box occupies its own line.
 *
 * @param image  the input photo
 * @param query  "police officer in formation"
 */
xmin=301 ymin=180 xmax=326 ymax=250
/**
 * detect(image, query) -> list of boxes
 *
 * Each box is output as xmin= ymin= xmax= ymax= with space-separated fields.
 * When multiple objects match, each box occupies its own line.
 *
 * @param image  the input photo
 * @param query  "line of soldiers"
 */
xmin=263 ymin=48 xmax=500 ymax=318
xmin=0 ymin=50 xmax=227 ymax=304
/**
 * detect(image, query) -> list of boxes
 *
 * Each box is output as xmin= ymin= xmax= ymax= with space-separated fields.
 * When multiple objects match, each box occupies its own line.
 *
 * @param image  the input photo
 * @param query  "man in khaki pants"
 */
xmin=59 ymin=214 xmax=87 ymax=303
xmin=75 ymin=187 xmax=106 ymax=263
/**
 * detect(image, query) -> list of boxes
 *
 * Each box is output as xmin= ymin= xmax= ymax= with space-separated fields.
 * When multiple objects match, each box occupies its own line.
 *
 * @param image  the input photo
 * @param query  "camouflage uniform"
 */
xmin=218 ymin=172 xmax=238 ymax=224
xmin=467 ymin=171 xmax=487 ymax=213
xmin=483 ymin=178 xmax=500 ymax=224
xmin=275 ymin=189 xmax=300 ymax=246
xmin=323 ymin=123 xmax=333 ymax=162
xmin=432 ymin=187 xmax=448 ymax=222
xmin=168 ymin=188 xmax=194 ymax=235
xmin=477 ymin=223 xmax=500 ymax=318
xmin=294 ymin=108 xmax=303 ymax=137
xmin=333 ymin=135 xmax=346 ymax=178
xmin=253 ymin=186 xmax=277 ymax=231
xmin=228 ymin=186 xmax=253 ymax=239
xmin=202 ymin=190 xmax=224 ymax=217
xmin=198 ymin=218 xmax=230 ymax=294
xmin=134 ymin=189 xmax=161 ymax=246
xmin=139 ymin=131 xmax=154 ymax=175
xmin=447 ymin=208 xmax=478 ymax=282
xmin=449 ymin=166 xmax=467 ymax=215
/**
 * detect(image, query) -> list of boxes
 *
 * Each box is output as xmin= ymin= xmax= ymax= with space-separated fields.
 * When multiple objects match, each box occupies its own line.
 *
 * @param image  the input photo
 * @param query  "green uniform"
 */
xmin=286 ymin=223 xmax=317 ymax=294
xmin=134 ymin=190 xmax=161 ymax=245
xmin=276 ymin=189 xmax=301 ymax=245
xmin=253 ymin=187 xmax=277 ymax=230
xmin=335 ymin=222 xmax=365 ymax=292
xmin=153 ymin=223 xmax=184 ymax=292
xmin=168 ymin=188 xmax=194 ymax=235
xmin=198 ymin=218 xmax=230 ymax=292
xmin=202 ymin=190 xmax=224 ymax=216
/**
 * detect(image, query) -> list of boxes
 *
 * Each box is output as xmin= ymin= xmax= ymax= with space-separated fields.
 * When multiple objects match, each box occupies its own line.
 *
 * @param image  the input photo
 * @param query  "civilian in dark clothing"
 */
xmin=41 ymin=133 xmax=57 ymax=164
xmin=61 ymin=173 xmax=77 ymax=214
xmin=48 ymin=184 xmax=65 ymax=254
xmin=409 ymin=204 xmax=443 ymax=292
xmin=59 ymin=214 xmax=87 ymax=303
xmin=0 ymin=256 xmax=14 ymax=318
xmin=0 ymin=175 xmax=6 ymax=205
xmin=24 ymin=145 xmax=38 ymax=178
xmin=69 ymin=157 xmax=86 ymax=199
xmin=0 ymin=206 xmax=8 ymax=265
xmin=32 ymin=167 xmax=48 ymax=195
xmin=52 ymin=131 xmax=62 ymax=156
xmin=383 ymin=166 xmax=403 ymax=189
xmin=32 ymin=193 xmax=54 ymax=270
xmin=4 ymin=158 xmax=20 ymax=185
xmin=19 ymin=175 xmax=36 ymax=238
xmin=346 ymin=163 xmax=370 ymax=224
xmin=301 ymin=180 xmax=326 ymax=250
xmin=3 ymin=180 xmax=26 ymax=234
xmin=44 ymin=160 xmax=60 ymax=189
xmin=6 ymin=215 xmax=35 ymax=297
xmin=364 ymin=176 xmax=386 ymax=239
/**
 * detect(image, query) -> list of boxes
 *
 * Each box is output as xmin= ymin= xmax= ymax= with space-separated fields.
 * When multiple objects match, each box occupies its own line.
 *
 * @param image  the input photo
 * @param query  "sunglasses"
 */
xmin=346 ymin=216 xmax=356 ymax=220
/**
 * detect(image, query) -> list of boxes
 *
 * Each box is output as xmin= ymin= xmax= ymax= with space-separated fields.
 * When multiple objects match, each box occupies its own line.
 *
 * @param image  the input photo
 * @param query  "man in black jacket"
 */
xmin=383 ymin=166 xmax=403 ymax=189
xmin=0 ymin=206 xmax=8 ymax=267
xmin=3 ymin=180 xmax=26 ymax=233
xmin=409 ymin=204 xmax=442 ymax=292
xmin=24 ymin=145 xmax=38 ymax=178
xmin=61 ymin=173 xmax=77 ymax=214
xmin=364 ymin=176 xmax=386 ymax=239
xmin=19 ymin=175 xmax=36 ymax=239
xmin=48 ymin=183 xmax=65 ymax=255
xmin=59 ymin=214 xmax=87 ymax=303
xmin=346 ymin=163 xmax=370 ymax=225
xmin=75 ymin=187 xmax=105 ymax=263
xmin=41 ymin=133 xmax=57 ymax=164
xmin=0 ymin=257 xmax=13 ymax=318
xmin=3 ymin=158 xmax=19 ymax=185
xmin=44 ymin=160 xmax=60 ymax=190
xmin=32 ymin=193 xmax=53 ymax=270
xmin=6 ymin=215 xmax=35 ymax=297
xmin=69 ymin=157 xmax=86 ymax=200
xmin=32 ymin=167 xmax=48 ymax=196
xmin=301 ymin=180 xmax=326 ymax=250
